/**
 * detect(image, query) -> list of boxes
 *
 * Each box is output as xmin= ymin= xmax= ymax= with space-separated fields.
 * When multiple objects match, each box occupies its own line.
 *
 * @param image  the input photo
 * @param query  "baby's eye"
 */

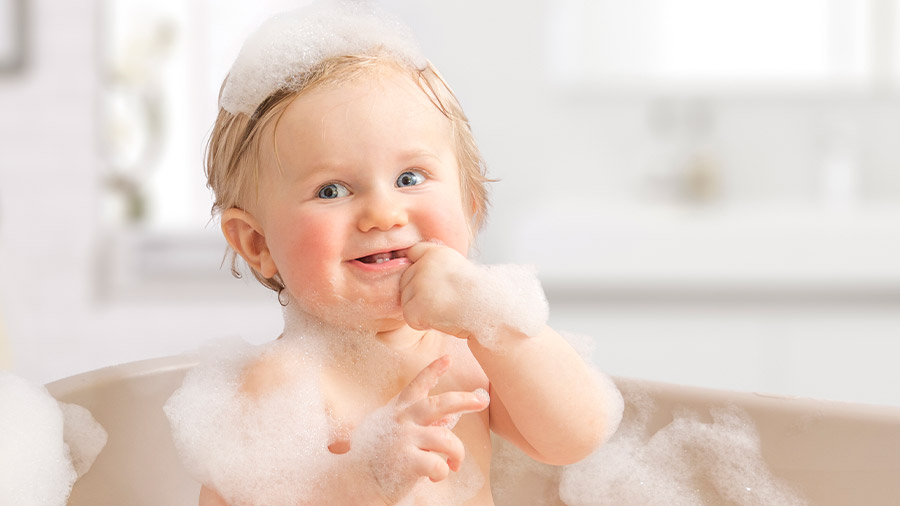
xmin=317 ymin=182 xmax=350 ymax=199
xmin=396 ymin=170 xmax=425 ymax=188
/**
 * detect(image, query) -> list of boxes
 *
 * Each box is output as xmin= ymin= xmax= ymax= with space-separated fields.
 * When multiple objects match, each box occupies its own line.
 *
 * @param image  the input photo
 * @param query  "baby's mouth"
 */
xmin=355 ymin=249 xmax=408 ymax=265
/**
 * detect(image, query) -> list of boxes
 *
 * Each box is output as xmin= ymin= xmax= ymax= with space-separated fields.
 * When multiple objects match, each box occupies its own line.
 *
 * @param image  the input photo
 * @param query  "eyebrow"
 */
xmin=284 ymin=161 xmax=345 ymax=186
xmin=396 ymin=148 xmax=443 ymax=164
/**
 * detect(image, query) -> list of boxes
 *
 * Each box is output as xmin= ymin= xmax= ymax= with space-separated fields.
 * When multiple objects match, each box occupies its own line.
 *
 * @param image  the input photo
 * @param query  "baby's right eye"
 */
xmin=317 ymin=182 xmax=350 ymax=199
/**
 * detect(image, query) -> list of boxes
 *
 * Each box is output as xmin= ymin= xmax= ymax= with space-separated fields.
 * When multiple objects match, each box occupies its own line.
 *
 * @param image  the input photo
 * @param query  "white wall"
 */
xmin=2 ymin=0 xmax=900 ymax=406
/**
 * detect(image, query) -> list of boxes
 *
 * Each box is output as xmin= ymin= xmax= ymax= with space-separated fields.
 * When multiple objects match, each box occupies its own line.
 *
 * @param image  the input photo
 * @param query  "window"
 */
xmin=546 ymin=0 xmax=897 ymax=91
xmin=97 ymin=0 xmax=298 ymax=298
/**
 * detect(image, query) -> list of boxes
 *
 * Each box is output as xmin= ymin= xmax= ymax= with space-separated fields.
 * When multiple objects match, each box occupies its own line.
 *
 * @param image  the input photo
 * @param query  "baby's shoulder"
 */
xmin=238 ymin=345 xmax=311 ymax=398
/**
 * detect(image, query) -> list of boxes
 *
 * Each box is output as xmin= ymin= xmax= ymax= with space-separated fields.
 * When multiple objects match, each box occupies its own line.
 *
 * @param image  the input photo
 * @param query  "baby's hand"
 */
xmin=399 ymin=242 xmax=482 ymax=340
xmin=401 ymin=241 xmax=550 ymax=349
xmin=355 ymin=356 xmax=489 ymax=503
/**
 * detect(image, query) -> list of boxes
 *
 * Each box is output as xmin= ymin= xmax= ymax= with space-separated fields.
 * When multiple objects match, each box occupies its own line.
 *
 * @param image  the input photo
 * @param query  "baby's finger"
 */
xmin=408 ymin=388 xmax=490 ymax=426
xmin=410 ymin=449 xmax=453 ymax=483
xmin=414 ymin=426 xmax=466 ymax=472
xmin=404 ymin=240 xmax=442 ymax=264
xmin=399 ymin=269 xmax=418 ymax=306
xmin=396 ymin=355 xmax=452 ymax=406
xmin=399 ymin=256 xmax=419 ymax=290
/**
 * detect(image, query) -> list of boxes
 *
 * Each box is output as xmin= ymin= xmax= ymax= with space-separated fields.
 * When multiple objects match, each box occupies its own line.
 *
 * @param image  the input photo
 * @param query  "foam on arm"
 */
xmin=464 ymin=264 xmax=549 ymax=349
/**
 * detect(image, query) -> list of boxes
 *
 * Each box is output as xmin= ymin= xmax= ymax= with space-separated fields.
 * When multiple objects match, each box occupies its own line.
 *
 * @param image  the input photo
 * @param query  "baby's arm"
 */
xmin=199 ymin=486 xmax=228 ymax=506
xmin=470 ymin=325 xmax=615 ymax=464
xmin=401 ymin=243 xmax=620 ymax=465
xmin=197 ymin=356 xmax=488 ymax=506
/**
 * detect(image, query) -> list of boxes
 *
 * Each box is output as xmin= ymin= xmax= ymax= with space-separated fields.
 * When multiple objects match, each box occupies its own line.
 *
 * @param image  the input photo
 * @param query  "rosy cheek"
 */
xmin=272 ymin=215 xmax=339 ymax=282
xmin=417 ymin=196 xmax=470 ymax=254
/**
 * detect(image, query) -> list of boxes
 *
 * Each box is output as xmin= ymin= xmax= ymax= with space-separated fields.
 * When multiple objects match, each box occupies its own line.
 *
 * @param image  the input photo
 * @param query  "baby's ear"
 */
xmin=221 ymin=208 xmax=278 ymax=279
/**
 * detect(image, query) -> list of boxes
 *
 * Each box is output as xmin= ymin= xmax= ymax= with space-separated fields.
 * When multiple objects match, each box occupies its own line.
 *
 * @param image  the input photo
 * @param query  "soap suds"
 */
xmin=465 ymin=264 xmax=550 ymax=349
xmin=165 ymin=310 xmax=486 ymax=505
xmin=0 ymin=371 xmax=107 ymax=506
xmin=491 ymin=334 xmax=808 ymax=506
xmin=558 ymin=382 xmax=808 ymax=505
xmin=221 ymin=0 xmax=426 ymax=115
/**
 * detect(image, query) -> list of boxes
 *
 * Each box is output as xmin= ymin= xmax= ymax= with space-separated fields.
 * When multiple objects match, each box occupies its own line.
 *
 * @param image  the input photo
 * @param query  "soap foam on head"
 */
xmin=221 ymin=0 xmax=427 ymax=115
xmin=0 ymin=371 xmax=107 ymax=506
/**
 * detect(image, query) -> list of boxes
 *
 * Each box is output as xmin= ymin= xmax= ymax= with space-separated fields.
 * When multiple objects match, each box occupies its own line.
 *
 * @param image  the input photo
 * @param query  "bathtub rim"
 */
xmin=45 ymin=353 xmax=900 ymax=419
xmin=45 ymin=353 xmax=200 ymax=399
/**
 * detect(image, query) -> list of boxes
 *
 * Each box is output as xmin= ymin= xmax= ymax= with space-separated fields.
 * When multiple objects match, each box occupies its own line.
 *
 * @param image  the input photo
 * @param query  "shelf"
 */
xmin=508 ymin=201 xmax=900 ymax=295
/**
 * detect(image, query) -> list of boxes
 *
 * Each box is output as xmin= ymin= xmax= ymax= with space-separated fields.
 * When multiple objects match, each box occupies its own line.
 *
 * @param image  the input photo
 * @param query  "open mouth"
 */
xmin=354 ymin=249 xmax=408 ymax=265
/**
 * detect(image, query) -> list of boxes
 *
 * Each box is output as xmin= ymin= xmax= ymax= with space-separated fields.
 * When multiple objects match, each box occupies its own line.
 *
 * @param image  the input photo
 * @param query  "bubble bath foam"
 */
xmin=45 ymin=354 xmax=900 ymax=506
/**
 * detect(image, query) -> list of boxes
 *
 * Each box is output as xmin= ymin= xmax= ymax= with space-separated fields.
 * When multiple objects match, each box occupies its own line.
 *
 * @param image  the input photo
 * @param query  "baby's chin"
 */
xmin=289 ymin=290 xmax=403 ymax=334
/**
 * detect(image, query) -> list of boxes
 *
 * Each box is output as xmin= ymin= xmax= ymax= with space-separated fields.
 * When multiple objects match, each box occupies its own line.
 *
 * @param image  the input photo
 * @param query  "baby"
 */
xmin=168 ymin=2 xmax=622 ymax=504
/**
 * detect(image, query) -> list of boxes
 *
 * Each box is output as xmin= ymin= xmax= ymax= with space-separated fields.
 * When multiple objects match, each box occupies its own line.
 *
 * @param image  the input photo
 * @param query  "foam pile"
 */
xmin=557 ymin=382 xmax=809 ymax=505
xmin=58 ymin=402 xmax=109 ymax=478
xmin=0 ymin=371 xmax=107 ymax=506
xmin=491 ymin=380 xmax=809 ymax=506
xmin=487 ymin=330 xmax=810 ymax=506
xmin=164 ymin=338 xmax=334 ymax=504
xmin=220 ymin=0 xmax=426 ymax=115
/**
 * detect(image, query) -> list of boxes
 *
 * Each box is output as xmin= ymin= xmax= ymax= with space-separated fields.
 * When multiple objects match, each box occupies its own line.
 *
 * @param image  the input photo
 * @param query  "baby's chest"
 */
xmin=321 ymin=350 xmax=490 ymax=447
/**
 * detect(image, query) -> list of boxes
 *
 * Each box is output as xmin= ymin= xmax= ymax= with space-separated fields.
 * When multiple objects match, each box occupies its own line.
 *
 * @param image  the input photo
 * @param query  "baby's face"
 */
xmin=255 ymin=69 xmax=471 ymax=330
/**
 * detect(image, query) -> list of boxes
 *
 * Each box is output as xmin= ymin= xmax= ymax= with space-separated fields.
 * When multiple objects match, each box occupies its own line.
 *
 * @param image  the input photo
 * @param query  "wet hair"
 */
xmin=205 ymin=52 xmax=491 ymax=293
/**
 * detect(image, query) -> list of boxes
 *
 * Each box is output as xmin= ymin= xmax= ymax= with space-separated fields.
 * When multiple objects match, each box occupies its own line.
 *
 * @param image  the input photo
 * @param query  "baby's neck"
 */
xmin=374 ymin=324 xmax=431 ymax=352
xmin=280 ymin=301 xmax=431 ymax=353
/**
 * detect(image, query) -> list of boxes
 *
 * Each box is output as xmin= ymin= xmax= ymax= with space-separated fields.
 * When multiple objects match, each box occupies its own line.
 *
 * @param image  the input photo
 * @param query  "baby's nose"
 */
xmin=357 ymin=192 xmax=409 ymax=232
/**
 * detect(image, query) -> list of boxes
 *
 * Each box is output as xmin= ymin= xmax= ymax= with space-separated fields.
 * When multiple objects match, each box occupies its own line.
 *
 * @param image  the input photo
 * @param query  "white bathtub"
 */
xmin=47 ymin=354 xmax=900 ymax=505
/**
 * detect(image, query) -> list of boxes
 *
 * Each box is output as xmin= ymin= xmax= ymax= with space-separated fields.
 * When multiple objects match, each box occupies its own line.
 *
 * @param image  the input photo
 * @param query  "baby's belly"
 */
xmin=329 ymin=399 xmax=494 ymax=505
xmin=413 ymin=410 xmax=494 ymax=505
xmin=406 ymin=477 xmax=495 ymax=506
xmin=402 ymin=419 xmax=494 ymax=506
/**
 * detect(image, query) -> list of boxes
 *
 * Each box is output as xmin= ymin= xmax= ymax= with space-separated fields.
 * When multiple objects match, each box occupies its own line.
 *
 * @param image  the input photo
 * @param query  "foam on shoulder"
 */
xmin=164 ymin=338 xmax=335 ymax=504
xmin=220 ymin=0 xmax=426 ymax=115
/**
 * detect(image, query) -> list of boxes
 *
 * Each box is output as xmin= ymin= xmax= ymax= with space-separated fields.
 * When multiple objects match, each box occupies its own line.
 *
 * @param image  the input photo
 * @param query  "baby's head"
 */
xmin=205 ymin=1 xmax=489 ymax=322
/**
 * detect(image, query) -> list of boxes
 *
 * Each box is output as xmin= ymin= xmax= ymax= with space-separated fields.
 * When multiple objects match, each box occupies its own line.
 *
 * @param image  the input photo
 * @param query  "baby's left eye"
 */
xmin=396 ymin=170 xmax=425 ymax=188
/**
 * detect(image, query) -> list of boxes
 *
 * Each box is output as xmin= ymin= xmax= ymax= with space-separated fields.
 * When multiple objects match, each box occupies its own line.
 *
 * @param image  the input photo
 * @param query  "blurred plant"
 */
xmin=99 ymin=12 xmax=179 ymax=223
xmin=643 ymin=98 xmax=721 ymax=205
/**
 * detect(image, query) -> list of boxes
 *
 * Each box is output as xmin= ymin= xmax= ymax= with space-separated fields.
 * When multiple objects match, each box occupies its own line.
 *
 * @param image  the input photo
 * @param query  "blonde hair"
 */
xmin=205 ymin=53 xmax=491 ymax=293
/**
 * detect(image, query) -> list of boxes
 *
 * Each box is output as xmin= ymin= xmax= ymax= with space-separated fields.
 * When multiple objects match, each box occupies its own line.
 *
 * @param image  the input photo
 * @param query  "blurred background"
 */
xmin=1 ymin=0 xmax=899 ymax=405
